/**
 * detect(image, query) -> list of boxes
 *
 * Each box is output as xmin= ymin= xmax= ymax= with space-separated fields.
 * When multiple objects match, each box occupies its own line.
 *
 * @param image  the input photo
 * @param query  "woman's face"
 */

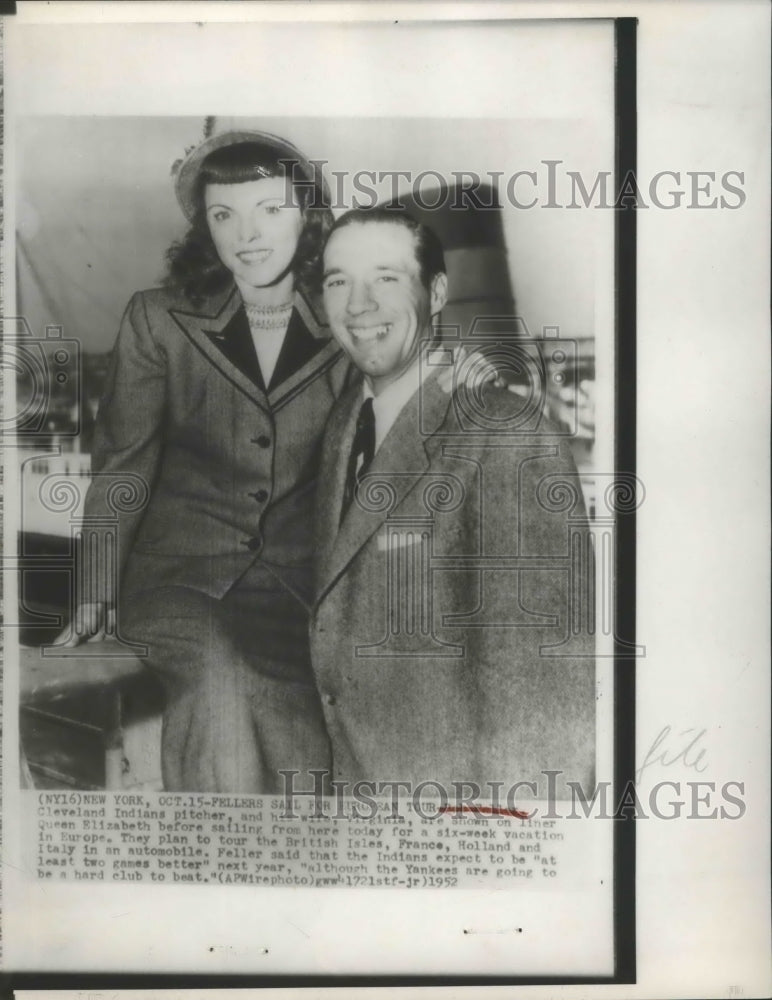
xmin=205 ymin=176 xmax=303 ymax=290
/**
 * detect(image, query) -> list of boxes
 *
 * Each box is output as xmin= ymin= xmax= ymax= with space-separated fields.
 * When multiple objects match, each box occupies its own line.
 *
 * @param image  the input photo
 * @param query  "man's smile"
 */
xmin=347 ymin=323 xmax=392 ymax=343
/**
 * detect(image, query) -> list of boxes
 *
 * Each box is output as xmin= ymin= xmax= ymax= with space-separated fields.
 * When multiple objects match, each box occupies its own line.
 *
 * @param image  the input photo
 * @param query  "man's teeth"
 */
xmin=349 ymin=324 xmax=391 ymax=341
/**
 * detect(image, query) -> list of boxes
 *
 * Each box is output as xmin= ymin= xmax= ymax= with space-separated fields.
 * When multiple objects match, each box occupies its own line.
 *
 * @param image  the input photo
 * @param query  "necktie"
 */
xmin=341 ymin=397 xmax=375 ymax=522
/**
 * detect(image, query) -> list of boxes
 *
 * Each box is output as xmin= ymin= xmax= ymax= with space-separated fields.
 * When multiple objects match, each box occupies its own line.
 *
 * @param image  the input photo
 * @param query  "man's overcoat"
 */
xmin=311 ymin=371 xmax=595 ymax=796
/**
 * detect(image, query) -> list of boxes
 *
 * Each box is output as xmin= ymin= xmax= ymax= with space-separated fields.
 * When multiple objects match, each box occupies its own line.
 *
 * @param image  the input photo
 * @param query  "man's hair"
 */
xmin=324 ymin=206 xmax=446 ymax=289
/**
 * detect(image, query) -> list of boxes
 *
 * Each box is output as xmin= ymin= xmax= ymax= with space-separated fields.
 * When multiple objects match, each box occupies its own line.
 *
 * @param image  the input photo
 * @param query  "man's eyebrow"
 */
xmin=322 ymin=262 xmax=407 ymax=279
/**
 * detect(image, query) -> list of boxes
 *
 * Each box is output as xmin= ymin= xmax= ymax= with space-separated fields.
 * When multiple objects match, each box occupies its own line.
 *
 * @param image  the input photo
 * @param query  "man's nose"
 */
xmin=346 ymin=281 xmax=376 ymax=315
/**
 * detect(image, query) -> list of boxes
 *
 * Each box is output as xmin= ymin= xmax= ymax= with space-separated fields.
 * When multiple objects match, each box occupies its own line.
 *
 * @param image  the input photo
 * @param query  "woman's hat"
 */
xmin=172 ymin=128 xmax=327 ymax=220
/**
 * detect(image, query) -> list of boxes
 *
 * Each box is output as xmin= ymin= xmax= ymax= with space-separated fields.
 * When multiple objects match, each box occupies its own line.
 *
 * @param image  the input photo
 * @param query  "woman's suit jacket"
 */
xmin=82 ymin=282 xmax=350 ymax=606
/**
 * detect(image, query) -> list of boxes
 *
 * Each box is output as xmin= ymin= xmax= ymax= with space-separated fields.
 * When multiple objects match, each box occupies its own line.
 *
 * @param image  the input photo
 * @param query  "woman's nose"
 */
xmin=238 ymin=213 xmax=260 ymax=243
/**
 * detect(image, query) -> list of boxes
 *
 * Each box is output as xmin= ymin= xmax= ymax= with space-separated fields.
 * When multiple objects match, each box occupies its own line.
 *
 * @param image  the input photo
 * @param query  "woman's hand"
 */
xmin=54 ymin=602 xmax=116 ymax=647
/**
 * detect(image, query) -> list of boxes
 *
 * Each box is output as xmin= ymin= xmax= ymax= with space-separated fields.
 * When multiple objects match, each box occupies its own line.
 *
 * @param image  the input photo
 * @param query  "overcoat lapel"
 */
xmin=317 ymin=373 xmax=453 ymax=602
xmin=315 ymin=382 xmax=362 ymax=587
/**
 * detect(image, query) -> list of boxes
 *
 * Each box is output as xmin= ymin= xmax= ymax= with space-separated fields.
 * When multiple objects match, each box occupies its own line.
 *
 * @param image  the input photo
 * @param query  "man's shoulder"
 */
xmin=438 ymin=382 xmax=564 ymax=440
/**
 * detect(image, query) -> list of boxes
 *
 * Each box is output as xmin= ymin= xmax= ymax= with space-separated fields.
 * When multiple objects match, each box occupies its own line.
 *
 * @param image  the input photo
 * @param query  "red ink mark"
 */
xmin=439 ymin=804 xmax=532 ymax=820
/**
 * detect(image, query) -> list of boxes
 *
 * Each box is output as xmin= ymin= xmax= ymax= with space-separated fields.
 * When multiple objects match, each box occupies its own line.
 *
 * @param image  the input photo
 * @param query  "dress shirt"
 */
xmin=362 ymin=348 xmax=446 ymax=454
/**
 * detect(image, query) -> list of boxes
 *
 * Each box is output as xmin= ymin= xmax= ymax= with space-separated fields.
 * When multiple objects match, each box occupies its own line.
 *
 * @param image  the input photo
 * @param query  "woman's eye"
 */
xmin=377 ymin=274 xmax=398 ymax=283
xmin=263 ymin=204 xmax=281 ymax=215
xmin=211 ymin=210 xmax=230 ymax=223
xmin=324 ymin=278 xmax=345 ymax=289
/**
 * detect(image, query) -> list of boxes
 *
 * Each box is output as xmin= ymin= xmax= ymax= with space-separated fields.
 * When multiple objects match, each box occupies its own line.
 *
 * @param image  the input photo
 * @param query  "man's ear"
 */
xmin=430 ymin=271 xmax=449 ymax=316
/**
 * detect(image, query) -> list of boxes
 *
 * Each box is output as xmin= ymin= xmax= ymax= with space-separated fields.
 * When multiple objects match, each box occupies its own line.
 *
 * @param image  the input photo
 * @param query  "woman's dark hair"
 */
xmin=165 ymin=140 xmax=334 ymax=307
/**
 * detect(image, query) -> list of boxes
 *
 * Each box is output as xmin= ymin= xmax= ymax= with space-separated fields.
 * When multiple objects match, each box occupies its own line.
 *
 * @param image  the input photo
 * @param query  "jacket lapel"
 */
xmin=216 ymin=303 xmax=266 ymax=390
xmin=317 ymin=371 xmax=453 ymax=603
xmin=268 ymin=293 xmax=342 ymax=410
xmin=169 ymin=286 xmax=341 ymax=413
xmin=168 ymin=285 xmax=270 ymax=411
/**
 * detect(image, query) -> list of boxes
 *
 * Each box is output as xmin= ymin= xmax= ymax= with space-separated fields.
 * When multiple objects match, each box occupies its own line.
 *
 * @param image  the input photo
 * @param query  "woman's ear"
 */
xmin=430 ymin=271 xmax=449 ymax=316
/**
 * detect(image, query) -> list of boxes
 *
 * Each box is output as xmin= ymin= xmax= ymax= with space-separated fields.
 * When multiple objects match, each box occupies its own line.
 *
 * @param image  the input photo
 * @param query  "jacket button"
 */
xmin=323 ymin=693 xmax=336 ymax=707
xmin=252 ymin=434 xmax=271 ymax=449
xmin=241 ymin=537 xmax=262 ymax=552
xmin=249 ymin=489 xmax=269 ymax=503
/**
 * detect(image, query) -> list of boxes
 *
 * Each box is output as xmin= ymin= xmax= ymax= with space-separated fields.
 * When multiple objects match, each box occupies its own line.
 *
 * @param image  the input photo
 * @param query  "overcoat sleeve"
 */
xmin=469 ymin=428 xmax=596 ymax=795
xmin=80 ymin=291 xmax=167 ymax=605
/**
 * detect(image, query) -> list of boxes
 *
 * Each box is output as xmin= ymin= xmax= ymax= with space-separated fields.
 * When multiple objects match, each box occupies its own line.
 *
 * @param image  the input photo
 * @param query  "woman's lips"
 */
xmin=237 ymin=248 xmax=272 ymax=264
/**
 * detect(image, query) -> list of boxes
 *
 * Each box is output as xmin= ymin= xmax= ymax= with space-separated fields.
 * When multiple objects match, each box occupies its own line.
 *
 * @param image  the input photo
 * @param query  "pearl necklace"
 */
xmin=244 ymin=301 xmax=294 ymax=330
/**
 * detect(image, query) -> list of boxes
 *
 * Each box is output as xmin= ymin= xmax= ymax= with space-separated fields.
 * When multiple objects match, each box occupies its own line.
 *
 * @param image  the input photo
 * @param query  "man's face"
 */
xmin=322 ymin=221 xmax=447 ymax=392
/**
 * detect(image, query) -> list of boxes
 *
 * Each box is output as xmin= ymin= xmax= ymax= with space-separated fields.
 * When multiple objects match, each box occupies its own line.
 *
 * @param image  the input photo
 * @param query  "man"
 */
xmin=310 ymin=207 xmax=595 ymax=800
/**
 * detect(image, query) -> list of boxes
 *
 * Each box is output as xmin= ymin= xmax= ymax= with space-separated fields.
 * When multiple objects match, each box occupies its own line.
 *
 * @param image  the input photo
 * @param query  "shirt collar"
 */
xmin=362 ymin=346 xmax=445 ymax=453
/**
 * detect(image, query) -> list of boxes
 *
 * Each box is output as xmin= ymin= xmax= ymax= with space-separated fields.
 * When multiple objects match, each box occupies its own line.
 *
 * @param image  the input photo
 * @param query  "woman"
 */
xmin=64 ymin=129 xmax=349 ymax=793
